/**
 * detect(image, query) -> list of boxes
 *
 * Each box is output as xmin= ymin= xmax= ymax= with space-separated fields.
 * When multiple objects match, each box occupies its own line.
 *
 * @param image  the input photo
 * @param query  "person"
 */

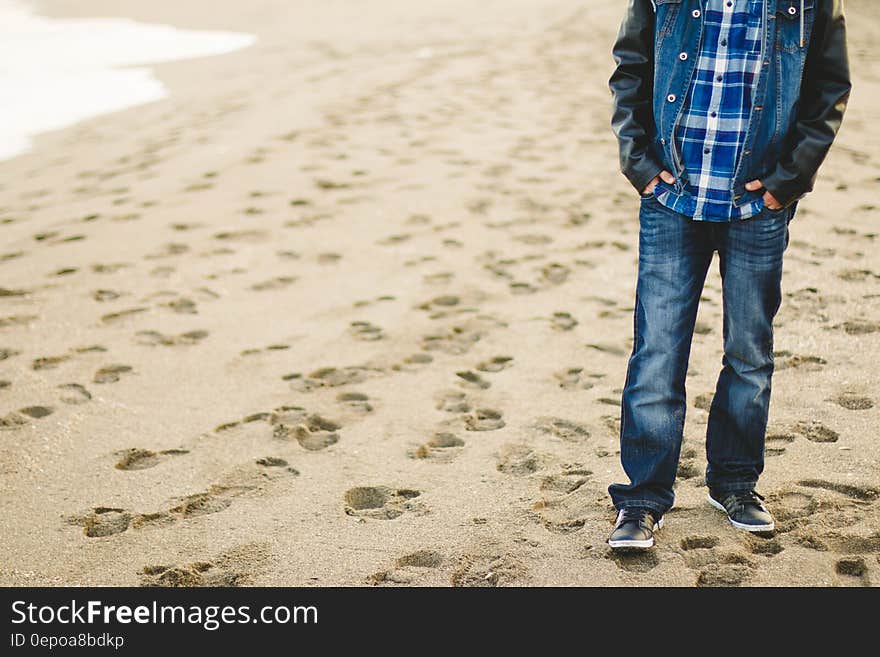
xmin=606 ymin=0 xmax=851 ymax=549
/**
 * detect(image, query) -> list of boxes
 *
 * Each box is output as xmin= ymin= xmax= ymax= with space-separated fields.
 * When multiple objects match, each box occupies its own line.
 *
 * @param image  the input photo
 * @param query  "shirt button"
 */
xmin=679 ymin=52 xmax=688 ymax=60
xmin=716 ymin=75 xmax=723 ymax=82
xmin=692 ymin=10 xmax=701 ymax=18
xmin=667 ymin=94 xmax=676 ymax=102
xmin=720 ymin=39 xmax=727 ymax=47
xmin=710 ymin=111 xmax=717 ymax=118
xmin=704 ymin=148 xmax=711 ymax=154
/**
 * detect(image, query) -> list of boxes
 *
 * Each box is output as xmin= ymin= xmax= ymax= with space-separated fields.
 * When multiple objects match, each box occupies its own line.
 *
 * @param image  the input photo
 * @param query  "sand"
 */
xmin=0 ymin=0 xmax=878 ymax=587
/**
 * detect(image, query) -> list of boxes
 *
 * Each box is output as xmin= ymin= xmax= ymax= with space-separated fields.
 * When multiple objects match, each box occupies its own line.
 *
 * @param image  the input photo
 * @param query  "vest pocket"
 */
xmin=775 ymin=0 xmax=815 ymax=52
xmin=655 ymin=0 xmax=683 ymax=39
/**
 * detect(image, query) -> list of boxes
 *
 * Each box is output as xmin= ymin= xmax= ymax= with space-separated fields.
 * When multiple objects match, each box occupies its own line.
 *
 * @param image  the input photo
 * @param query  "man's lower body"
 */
xmin=607 ymin=195 xmax=791 ymax=547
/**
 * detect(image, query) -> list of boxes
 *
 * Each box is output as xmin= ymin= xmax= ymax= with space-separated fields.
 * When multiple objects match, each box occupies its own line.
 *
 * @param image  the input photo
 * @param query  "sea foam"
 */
xmin=0 ymin=0 xmax=255 ymax=161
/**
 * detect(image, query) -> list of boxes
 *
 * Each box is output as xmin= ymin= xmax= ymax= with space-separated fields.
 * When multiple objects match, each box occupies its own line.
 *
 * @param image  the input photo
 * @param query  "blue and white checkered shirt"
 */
xmin=655 ymin=0 xmax=765 ymax=221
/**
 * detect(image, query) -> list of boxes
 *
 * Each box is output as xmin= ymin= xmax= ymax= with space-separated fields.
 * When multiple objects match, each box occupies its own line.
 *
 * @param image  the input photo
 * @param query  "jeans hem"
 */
xmin=706 ymin=481 xmax=758 ymax=496
xmin=612 ymin=499 xmax=670 ymax=515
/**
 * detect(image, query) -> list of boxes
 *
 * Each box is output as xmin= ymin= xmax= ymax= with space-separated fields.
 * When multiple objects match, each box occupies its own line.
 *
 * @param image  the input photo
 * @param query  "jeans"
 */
xmin=608 ymin=194 xmax=792 ymax=515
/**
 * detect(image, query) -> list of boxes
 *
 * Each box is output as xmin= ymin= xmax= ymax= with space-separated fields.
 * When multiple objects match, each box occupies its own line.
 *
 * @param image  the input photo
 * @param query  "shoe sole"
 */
xmin=607 ymin=517 xmax=664 ymax=550
xmin=707 ymin=494 xmax=775 ymax=532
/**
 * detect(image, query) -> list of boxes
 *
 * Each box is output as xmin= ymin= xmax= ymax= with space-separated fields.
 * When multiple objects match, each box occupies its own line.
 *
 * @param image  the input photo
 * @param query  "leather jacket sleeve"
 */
xmin=762 ymin=0 xmax=852 ymax=207
xmin=609 ymin=0 xmax=664 ymax=194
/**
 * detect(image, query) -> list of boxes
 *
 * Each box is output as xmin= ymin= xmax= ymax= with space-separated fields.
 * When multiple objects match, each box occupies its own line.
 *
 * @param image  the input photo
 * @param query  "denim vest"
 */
xmin=652 ymin=0 xmax=816 ymax=207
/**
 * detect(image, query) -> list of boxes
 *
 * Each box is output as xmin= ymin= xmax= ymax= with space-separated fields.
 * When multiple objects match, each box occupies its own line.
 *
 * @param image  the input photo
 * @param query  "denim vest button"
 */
xmin=788 ymin=6 xmax=797 ymax=14
xmin=692 ymin=9 xmax=701 ymax=18
xmin=667 ymin=94 xmax=676 ymax=102
xmin=660 ymin=138 xmax=666 ymax=145
xmin=679 ymin=52 xmax=688 ymax=60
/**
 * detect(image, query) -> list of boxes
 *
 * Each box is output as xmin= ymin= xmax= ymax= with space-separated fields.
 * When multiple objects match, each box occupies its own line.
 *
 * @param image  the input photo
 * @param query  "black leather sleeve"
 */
xmin=609 ymin=0 xmax=664 ymax=194
xmin=762 ymin=0 xmax=852 ymax=207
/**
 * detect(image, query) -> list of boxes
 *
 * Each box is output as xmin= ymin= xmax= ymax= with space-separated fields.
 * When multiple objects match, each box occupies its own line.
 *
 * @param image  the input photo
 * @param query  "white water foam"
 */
xmin=0 ymin=0 xmax=255 ymax=161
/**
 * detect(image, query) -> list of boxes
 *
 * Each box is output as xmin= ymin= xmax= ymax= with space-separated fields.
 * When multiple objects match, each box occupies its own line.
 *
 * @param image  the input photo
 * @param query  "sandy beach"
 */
xmin=1 ymin=0 xmax=878 ymax=587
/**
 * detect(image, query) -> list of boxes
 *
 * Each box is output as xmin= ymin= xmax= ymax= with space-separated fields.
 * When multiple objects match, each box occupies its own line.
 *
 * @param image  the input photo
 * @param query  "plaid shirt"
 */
xmin=655 ymin=0 xmax=765 ymax=221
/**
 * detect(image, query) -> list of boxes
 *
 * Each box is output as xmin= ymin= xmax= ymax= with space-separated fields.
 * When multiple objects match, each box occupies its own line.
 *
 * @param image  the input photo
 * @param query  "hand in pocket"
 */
xmin=642 ymin=170 xmax=675 ymax=195
xmin=745 ymin=179 xmax=783 ymax=209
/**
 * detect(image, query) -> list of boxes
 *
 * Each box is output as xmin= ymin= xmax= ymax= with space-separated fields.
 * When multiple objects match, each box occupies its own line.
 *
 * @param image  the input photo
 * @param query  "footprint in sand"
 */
xmin=835 ymin=557 xmax=870 ymax=586
xmin=163 ymin=297 xmax=200 ymax=314
xmin=455 ymin=370 xmax=491 ymax=389
xmin=343 ymin=486 xmax=423 ymax=520
xmin=71 ymin=465 xmax=296 ymax=538
xmin=744 ymin=534 xmax=784 ymax=557
xmin=534 ymin=417 xmax=591 ymax=443
xmin=475 ymin=356 xmax=513 ymax=373
xmin=773 ymin=351 xmax=827 ymax=371
xmin=18 ymin=405 xmax=54 ymax=419
xmin=680 ymin=535 xmax=721 ymax=551
xmin=32 ymin=355 xmax=72 ymax=371
xmin=420 ymin=319 xmax=497 ymax=355
xmin=1 ymin=348 xmax=21 ymax=362
xmin=94 ymin=364 xmax=133 ymax=384
xmin=349 ymin=321 xmax=384 ymax=341
xmin=336 ymin=391 xmax=374 ymax=415
xmin=450 ymin=553 xmax=526 ymax=587
xmin=539 ymin=263 xmax=570 ymax=286
xmin=144 ymin=243 xmax=189 ymax=259
xmin=273 ymin=412 xmax=341 ymax=451
xmin=586 ymin=342 xmax=628 ymax=357
xmin=135 ymin=330 xmax=209 ymax=346
xmin=791 ymin=420 xmax=839 ymax=443
xmin=496 ymin=444 xmax=547 ymax=476
xmin=251 ymin=276 xmax=296 ymax=291
xmin=539 ymin=467 xmax=592 ymax=495
xmin=140 ymin=543 xmax=270 ymax=587
xmin=70 ymin=507 xmax=132 ymax=538
xmin=283 ymin=365 xmax=376 ymax=392
xmin=409 ymin=431 xmax=466 ymax=462
xmin=676 ymin=447 xmax=701 ymax=479
xmin=608 ymin=549 xmax=660 ymax=574
xmin=140 ymin=562 xmax=240 ymax=587
xmin=553 ymin=367 xmax=602 ymax=390
xmin=464 ymin=407 xmax=505 ymax=431
xmin=693 ymin=393 xmax=713 ymax=411
xmin=0 ymin=406 xmax=53 ymax=429
xmin=0 ymin=412 xmax=30 ymax=430
xmin=838 ymin=319 xmax=880 ymax=335
xmin=765 ymin=431 xmax=796 ymax=457
xmin=693 ymin=557 xmax=754 ymax=587
xmin=101 ymin=308 xmax=148 ymax=324
xmin=435 ymin=390 xmax=471 ymax=413
xmin=115 ymin=447 xmax=189 ymax=471
xmin=368 ymin=549 xmax=444 ymax=586
xmin=256 ymin=456 xmax=299 ymax=475
xmin=827 ymin=392 xmax=874 ymax=410
xmin=797 ymin=479 xmax=879 ymax=502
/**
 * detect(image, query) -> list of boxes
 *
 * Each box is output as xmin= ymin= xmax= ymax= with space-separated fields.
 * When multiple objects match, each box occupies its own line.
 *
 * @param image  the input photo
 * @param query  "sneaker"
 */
xmin=608 ymin=507 xmax=664 ymax=550
xmin=708 ymin=489 xmax=775 ymax=532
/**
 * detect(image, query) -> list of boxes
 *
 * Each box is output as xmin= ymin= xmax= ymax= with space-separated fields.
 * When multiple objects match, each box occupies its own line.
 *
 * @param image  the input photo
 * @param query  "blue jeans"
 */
xmin=608 ymin=195 xmax=793 ymax=515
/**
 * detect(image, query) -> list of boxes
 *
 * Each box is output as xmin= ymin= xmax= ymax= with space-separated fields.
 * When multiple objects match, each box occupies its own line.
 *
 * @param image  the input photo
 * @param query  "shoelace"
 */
xmin=620 ymin=507 xmax=655 ymax=526
xmin=727 ymin=490 xmax=766 ymax=512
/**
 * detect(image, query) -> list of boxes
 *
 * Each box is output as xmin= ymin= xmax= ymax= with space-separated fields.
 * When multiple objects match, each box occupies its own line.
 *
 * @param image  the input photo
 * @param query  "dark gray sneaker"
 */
xmin=708 ymin=489 xmax=775 ymax=533
xmin=608 ymin=507 xmax=664 ymax=550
